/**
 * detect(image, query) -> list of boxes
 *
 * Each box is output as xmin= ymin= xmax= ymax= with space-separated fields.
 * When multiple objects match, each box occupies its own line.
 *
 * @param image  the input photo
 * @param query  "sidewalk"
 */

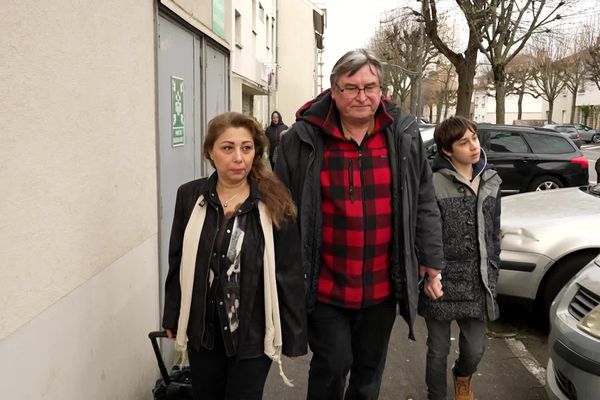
xmin=263 ymin=316 xmax=547 ymax=400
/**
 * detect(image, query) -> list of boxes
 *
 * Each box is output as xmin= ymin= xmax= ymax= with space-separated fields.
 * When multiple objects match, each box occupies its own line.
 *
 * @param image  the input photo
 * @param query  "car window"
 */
xmin=555 ymin=126 xmax=576 ymax=133
xmin=524 ymin=132 xmax=575 ymax=154
xmin=488 ymin=131 xmax=530 ymax=153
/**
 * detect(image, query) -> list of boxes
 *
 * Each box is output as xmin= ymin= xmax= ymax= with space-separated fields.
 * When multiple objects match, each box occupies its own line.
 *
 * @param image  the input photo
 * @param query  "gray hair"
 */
xmin=329 ymin=48 xmax=383 ymax=88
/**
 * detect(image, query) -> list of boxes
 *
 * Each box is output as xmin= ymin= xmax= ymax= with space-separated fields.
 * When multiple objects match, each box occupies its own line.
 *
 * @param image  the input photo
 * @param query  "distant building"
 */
xmin=472 ymin=51 xmax=600 ymax=127
xmin=229 ymin=0 xmax=325 ymax=126
xmin=275 ymin=0 xmax=326 ymax=123
xmin=553 ymin=80 xmax=600 ymax=129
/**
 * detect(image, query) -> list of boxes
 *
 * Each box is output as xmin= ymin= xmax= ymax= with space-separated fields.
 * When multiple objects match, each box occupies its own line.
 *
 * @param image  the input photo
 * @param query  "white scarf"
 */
xmin=175 ymin=195 xmax=293 ymax=386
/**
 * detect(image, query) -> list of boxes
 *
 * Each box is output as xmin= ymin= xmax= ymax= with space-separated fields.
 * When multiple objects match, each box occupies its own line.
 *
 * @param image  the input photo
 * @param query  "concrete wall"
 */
xmin=0 ymin=1 xmax=159 ymax=398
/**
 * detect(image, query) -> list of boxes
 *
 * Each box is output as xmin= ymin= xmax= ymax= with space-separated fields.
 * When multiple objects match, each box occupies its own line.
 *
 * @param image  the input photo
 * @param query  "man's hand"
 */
xmin=420 ymin=265 xmax=443 ymax=300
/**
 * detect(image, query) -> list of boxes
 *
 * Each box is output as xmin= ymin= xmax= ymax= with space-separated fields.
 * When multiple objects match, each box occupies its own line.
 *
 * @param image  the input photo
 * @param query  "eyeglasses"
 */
xmin=335 ymin=83 xmax=382 ymax=97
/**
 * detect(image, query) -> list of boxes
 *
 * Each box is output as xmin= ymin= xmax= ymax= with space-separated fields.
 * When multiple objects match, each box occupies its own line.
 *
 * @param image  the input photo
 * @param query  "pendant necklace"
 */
xmin=220 ymin=188 xmax=246 ymax=208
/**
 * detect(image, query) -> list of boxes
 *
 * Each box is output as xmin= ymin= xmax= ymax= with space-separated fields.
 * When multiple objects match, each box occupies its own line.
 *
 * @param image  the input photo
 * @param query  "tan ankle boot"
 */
xmin=454 ymin=375 xmax=473 ymax=400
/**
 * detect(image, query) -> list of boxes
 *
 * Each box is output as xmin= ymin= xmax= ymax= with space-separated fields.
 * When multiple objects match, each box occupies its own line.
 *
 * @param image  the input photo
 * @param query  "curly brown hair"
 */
xmin=203 ymin=112 xmax=297 ymax=228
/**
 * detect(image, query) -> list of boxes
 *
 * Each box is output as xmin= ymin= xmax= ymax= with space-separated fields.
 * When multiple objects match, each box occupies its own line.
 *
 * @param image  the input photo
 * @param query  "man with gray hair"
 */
xmin=275 ymin=48 xmax=444 ymax=399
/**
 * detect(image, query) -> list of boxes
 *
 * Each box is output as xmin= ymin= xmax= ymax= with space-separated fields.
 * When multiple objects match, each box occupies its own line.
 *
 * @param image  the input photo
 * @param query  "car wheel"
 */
xmin=529 ymin=175 xmax=563 ymax=192
xmin=593 ymin=134 xmax=600 ymax=144
xmin=536 ymin=251 xmax=598 ymax=329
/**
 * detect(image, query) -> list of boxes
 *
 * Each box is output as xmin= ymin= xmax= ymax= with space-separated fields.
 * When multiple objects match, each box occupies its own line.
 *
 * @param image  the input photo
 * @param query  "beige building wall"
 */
xmin=276 ymin=0 xmax=325 ymax=124
xmin=0 ymin=1 xmax=159 ymax=398
xmin=472 ymin=89 xmax=545 ymax=124
xmin=553 ymin=82 xmax=600 ymax=127
xmin=230 ymin=0 xmax=276 ymax=125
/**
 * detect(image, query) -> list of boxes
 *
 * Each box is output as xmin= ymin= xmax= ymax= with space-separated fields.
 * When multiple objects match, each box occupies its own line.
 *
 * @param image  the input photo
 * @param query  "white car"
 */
xmin=499 ymin=185 xmax=600 ymax=317
xmin=546 ymin=254 xmax=600 ymax=400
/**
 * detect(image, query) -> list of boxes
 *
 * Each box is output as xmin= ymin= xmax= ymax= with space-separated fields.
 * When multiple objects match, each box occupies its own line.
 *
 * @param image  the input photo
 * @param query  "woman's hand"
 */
xmin=166 ymin=329 xmax=175 ymax=340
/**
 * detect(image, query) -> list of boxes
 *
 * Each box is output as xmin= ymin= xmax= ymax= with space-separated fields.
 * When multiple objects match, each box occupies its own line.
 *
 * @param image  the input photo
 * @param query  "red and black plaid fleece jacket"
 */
xmin=304 ymin=98 xmax=396 ymax=309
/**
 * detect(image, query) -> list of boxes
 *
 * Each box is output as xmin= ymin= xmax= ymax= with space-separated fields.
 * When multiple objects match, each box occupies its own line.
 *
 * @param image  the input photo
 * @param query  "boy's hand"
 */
xmin=420 ymin=265 xmax=444 ymax=300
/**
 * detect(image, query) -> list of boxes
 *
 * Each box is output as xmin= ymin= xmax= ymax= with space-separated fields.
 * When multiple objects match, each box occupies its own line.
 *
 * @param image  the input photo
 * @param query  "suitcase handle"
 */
xmin=148 ymin=331 xmax=172 ymax=385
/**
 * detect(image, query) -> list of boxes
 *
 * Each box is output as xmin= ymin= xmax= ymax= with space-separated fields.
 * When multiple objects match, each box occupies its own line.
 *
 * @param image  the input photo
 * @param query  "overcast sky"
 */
xmin=319 ymin=0 xmax=600 ymax=88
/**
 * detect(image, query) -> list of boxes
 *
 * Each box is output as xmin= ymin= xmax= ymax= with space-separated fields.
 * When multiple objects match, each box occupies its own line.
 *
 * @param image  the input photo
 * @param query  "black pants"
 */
xmin=424 ymin=318 xmax=486 ymax=400
xmin=307 ymin=299 xmax=397 ymax=400
xmin=187 ymin=332 xmax=271 ymax=400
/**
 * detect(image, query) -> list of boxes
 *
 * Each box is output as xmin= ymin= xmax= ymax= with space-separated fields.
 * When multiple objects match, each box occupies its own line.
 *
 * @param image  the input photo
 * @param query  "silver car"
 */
xmin=499 ymin=185 xmax=600 ymax=316
xmin=546 ymin=253 xmax=600 ymax=400
xmin=543 ymin=125 xmax=583 ymax=148
xmin=573 ymin=124 xmax=600 ymax=144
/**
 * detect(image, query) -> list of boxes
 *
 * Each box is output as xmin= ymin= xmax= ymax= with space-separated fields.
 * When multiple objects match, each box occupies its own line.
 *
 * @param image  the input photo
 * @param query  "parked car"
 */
xmin=499 ymin=184 xmax=600 ymax=322
xmin=419 ymin=124 xmax=589 ymax=194
xmin=545 ymin=123 xmax=600 ymax=144
xmin=542 ymin=124 xmax=583 ymax=148
xmin=573 ymin=123 xmax=600 ymax=144
xmin=546 ymin=253 xmax=600 ymax=400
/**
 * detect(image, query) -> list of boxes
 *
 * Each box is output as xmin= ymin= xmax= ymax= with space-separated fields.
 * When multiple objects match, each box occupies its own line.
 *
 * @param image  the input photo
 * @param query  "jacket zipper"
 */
xmin=458 ymin=175 xmax=497 ymax=318
xmin=357 ymin=148 xmax=368 ymax=306
xmin=200 ymin=204 xmax=220 ymax=341
xmin=348 ymin=159 xmax=354 ymax=202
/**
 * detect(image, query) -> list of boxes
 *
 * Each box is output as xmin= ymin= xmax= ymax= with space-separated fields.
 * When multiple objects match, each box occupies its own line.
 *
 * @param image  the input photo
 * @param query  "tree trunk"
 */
xmin=436 ymin=97 xmax=443 ymax=122
xmin=547 ymin=101 xmax=554 ymax=123
xmin=454 ymin=52 xmax=477 ymax=118
xmin=569 ymin=88 xmax=577 ymax=124
xmin=517 ymin=86 xmax=524 ymax=120
xmin=409 ymin=78 xmax=418 ymax=115
xmin=493 ymin=64 xmax=507 ymax=125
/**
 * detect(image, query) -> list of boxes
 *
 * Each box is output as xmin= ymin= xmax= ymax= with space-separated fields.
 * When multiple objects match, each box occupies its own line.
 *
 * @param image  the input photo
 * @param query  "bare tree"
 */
xmin=422 ymin=61 xmax=458 ymax=122
xmin=368 ymin=29 xmax=413 ymax=109
xmin=370 ymin=9 xmax=439 ymax=115
xmin=504 ymin=54 xmax=539 ymax=120
xmin=415 ymin=0 xmax=570 ymax=122
xmin=477 ymin=0 xmax=568 ymax=124
xmin=548 ymin=27 xmax=597 ymax=124
xmin=528 ymin=35 xmax=567 ymax=123
xmin=584 ymin=24 xmax=600 ymax=91
xmin=414 ymin=1 xmax=483 ymax=117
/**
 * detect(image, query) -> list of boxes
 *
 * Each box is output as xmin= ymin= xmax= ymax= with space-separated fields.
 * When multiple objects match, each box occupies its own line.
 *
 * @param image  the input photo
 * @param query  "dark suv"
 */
xmin=420 ymin=124 xmax=589 ymax=194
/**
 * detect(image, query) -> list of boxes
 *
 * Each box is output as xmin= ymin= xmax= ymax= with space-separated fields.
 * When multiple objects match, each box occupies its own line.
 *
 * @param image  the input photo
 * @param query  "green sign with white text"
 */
xmin=212 ymin=0 xmax=225 ymax=38
xmin=171 ymin=76 xmax=184 ymax=147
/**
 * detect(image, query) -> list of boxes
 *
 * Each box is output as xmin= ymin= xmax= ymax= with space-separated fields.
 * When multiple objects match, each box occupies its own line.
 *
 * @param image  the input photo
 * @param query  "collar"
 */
xmin=340 ymin=118 xmax=375 ymax=141
xmin=295 ymin=89 xmax=395 ymax=141
xmin=204 ymin=172 xmax=262 ymax=213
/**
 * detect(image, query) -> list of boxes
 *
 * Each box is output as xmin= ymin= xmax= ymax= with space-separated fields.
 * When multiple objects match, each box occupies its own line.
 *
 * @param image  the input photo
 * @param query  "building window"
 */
xmin=259 ymin=3 xmax=264 ymax=22
xmin=266 ymin=16 xmax=270 ymax=49
xmin=235 ymin=10 xmax=242 ymax=48
xmin=271 ymin=18 xmax=275 ymax=53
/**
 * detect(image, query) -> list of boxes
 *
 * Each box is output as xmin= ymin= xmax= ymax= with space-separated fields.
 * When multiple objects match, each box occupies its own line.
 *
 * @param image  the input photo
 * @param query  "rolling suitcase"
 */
xmin=148 ymin=331 xmax=193 ymax=400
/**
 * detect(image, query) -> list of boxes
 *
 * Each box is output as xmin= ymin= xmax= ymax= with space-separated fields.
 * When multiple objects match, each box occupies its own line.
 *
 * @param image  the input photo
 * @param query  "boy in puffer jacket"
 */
xmin=418 ymin=116 xmax=502 ymax=400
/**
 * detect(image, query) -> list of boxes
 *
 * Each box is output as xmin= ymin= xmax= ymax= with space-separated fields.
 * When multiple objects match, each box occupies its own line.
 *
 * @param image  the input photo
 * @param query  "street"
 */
xmin=262 ymin=145 xmax=600 ymax=400
xmin=264 ymin=299 xmax=548 ymax=400
xmin=582 ymin=143 xmax=600 ymax=183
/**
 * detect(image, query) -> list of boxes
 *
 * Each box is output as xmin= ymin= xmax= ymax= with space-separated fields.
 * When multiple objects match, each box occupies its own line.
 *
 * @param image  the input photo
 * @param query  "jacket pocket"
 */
xmin=438 ymin=260 xmax=479 ymax=302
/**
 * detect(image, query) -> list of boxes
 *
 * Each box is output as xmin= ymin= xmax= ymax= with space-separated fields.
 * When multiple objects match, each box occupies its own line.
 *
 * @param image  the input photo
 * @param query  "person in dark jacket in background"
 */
xmin=266 ymin=111 xmax=288 ymax=168
xmin=274 ymin=48 xmax=445 ymax=400
xmin=418 ymin=116 xmax=502 ymax=400
xmin=162 ymin=112 xmax=307 ymax=400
